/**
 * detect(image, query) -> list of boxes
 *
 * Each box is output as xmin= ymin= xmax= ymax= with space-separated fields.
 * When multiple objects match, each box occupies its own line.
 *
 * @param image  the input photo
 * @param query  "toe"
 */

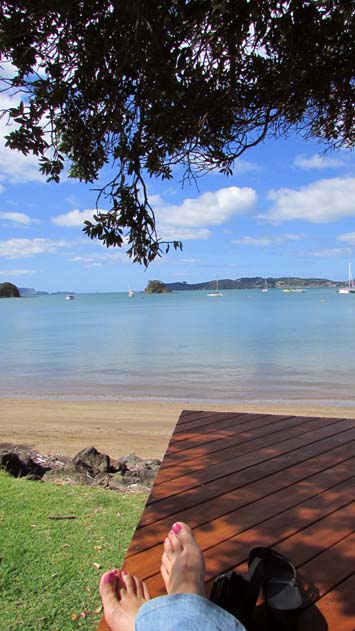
xmin=100 ymin=570 xmax=119 ymax=612
xmin=135 ymin=577 xmax=145 ymax=599
xmin=174 ymin=522 xmax=196 ymax=547
xmin=143 ymin=581 xmax=151 ymax=600
xmin=160 ymin=562 xmax=169 ymax=589
xmin=169 ymin=531 xmax=183 ymax=552
xmin=121 ymin=571 xmax=137 ymax=595
xmin=164 ymin=536 xmax=174 ymax=558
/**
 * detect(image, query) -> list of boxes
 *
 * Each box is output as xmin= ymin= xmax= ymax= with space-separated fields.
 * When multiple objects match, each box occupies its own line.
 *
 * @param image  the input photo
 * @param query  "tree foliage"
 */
xmin=145 ymin=280 xmax=171 ymax=293
xmin=0 ymin=1 xmax=354 ymax=264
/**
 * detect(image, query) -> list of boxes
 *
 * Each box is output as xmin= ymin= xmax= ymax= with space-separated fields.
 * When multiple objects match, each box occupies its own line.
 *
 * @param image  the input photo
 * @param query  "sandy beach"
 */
xmin=1 ymin=397 xmax=355 ymax=460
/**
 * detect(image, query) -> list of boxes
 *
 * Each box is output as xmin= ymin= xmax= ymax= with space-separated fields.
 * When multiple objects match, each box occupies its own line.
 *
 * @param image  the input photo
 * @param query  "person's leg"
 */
xmin=136 ymin=522 xmax=247 ymax=631
xmin=99 ymin=569 xmax=150 ymax=631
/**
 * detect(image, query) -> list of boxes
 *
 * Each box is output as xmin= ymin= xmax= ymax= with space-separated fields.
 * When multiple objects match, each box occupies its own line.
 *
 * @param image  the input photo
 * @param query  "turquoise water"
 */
xmin=1 ymin=289 xmax=355 ymax=406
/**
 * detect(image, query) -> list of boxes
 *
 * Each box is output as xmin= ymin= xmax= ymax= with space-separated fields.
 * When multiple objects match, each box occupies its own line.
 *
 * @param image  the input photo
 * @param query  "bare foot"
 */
xmin=99 ymin=569 xmax=150 ymax=631
xmin=161 ymin=522 xmax=205 ymax=596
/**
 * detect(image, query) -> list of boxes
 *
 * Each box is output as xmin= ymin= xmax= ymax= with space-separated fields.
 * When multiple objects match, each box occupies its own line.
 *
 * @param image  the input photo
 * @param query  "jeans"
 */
xmin=136 ymin=593 xmax=247 ymax=631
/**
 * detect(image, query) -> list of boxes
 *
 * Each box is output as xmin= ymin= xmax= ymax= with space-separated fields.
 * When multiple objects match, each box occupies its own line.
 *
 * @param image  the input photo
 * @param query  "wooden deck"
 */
xmin=99 ymin=410 xmax=355 ymax=631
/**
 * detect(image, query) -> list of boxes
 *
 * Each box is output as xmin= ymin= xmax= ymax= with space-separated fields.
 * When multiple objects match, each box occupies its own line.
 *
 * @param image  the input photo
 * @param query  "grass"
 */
xmin=0 ymin=472 xmax=147 ymax=631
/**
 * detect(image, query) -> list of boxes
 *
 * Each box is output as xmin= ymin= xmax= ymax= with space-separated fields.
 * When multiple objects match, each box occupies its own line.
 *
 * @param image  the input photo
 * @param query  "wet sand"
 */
xmin=1 ymin=397 xmax=355 ymax=460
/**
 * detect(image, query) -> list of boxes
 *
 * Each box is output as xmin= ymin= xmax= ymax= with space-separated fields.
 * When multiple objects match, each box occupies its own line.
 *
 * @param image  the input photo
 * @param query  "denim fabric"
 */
xmin=136 ymin=593 xmax=247 ymax=631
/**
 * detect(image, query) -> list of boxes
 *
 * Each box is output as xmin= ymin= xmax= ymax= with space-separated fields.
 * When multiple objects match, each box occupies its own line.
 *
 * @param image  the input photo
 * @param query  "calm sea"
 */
xmin=1 ymin=289 xmax=355 ymax=407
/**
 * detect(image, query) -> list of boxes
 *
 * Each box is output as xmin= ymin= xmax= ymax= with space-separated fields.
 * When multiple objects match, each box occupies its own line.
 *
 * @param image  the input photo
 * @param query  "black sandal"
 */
xmin=249 ymin=547 xmax=303 ymax=631
xmin=209 ymin=555 xmax=264 ymax=628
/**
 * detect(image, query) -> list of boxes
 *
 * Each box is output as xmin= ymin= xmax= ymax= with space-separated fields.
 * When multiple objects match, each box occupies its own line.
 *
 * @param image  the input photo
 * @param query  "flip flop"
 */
xmin=249 ymin=547 xmax=303 ymax=631
xmin=209 ymin=555 xmax=263 ymax=627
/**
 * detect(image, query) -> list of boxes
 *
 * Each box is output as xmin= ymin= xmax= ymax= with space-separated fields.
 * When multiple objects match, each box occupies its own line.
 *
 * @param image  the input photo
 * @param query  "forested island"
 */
xmin=165 ymin=277 xmax=342 ymax=291
xmin=0 ymin=282 xmax=20 ymax=298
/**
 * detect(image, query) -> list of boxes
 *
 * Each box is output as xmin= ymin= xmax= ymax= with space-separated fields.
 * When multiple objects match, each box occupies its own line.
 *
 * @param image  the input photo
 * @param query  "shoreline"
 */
xmin=1 ymin=397 xmax=355 ymax=460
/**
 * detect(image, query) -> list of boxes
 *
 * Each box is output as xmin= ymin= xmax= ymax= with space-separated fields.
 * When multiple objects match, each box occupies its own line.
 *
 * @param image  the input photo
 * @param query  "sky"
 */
xmin=1 ymin=89 xmax=355 ymax=292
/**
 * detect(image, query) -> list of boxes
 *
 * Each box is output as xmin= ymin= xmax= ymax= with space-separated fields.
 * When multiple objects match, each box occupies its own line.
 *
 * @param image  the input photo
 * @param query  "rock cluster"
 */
xmin=0 ymin=445 xmax=161 ymax=491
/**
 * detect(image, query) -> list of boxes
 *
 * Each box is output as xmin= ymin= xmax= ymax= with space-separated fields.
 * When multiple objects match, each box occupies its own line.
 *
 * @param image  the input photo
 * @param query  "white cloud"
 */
xmin=294 ymin=154 xmax=346 ymax=170
xmin=338 ymin=232 xmax=355 ymax=246
xmin=265 ymin=177 xmax=355 ymax=223
xmin=234 ymin=159 xmax=261 ymax=173
xmin=157 ymin=186 xmax=256 ymax=228
xmin=159 ymin=226 xmax=211 ymax=240
xmin=304 ymin=247 xmax=352 ymax=257
xmin=68 ymin=249 xmax=127 ymax=267
xmin=0 ymin=238 xmax=69 ymax=259
xmin=0 ymin=93 xmax=47 ymax=184
xmin=232 ymin=233 xmax=303 ymax=247
xmin=53 ymin=187 xmax=256 ymax=242
xmin=52 ymin=208 xmax=101 ymax=227
xmin=0 ymin=211 xmax=38 ymax=225
xmin=180 ymin=258 xmax=201 ymax=264
xmin=0 ymin=268 xmax=37 ymax=276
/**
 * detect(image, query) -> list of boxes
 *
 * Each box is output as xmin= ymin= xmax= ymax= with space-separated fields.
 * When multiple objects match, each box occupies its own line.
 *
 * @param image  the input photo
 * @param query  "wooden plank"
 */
xmin=156 ymin=416 xmax=346 ymax=483
xmin=150 ymin=421 xmax=354 ymax=502
xmin=123 ymin=474 xmax=354 ymax=581
xmin=126 ymin=447 xmax=354 ymax=555
xmin=137 ymin=495 xmax=355 ymax=598
xmin=299 ymin=572 xmax=355 ymax=631
xmin=172 ymin=411 xmax=247 ymax=433
xmin=167 ymin=414 xmax=291 ymax=451
xmin=97 ymin=411 xmax=355 ymax=631
xmin=161 ymin=413 xmax=296 ymax=465
xmin=141 ymin=432 xmax=355 ymax=526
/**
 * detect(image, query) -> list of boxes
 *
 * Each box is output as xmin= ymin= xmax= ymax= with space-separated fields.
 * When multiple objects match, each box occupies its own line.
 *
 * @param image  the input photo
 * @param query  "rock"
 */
xmin=0 ymin=450 xmax=48 ymax=479
xmin=72 ymin=447 xmax=110 ymax=477
xmin=42 ymin=468 xmax=95 ymax=486
xmin=0 ymin=452 xmax=27 ymax=477
xmin=121 ymin=459 xmax=161 ymax=486
xmin=22 ymin=456 xmax=47 ymax=477
xmin=26 ymin=473 xmax=43 ymax=481
xmin=107 ymin=472 xmax=124 ymax=490
xmin=116 ymin=453 xmax=144 ymax=467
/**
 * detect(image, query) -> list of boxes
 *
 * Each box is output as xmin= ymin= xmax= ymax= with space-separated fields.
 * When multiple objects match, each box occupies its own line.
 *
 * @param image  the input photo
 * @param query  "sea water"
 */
xmin=1 ymin=288 xmax=355 ymax=407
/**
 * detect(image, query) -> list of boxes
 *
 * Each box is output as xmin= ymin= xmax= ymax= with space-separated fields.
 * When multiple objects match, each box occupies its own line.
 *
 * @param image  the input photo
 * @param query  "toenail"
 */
xmin=103 ymin=571 xmax=115 ymax=584
xmin=122 ymin=570 xmax=128 ymax=575
xmin=172 ymin=522 xmax=181 ymax=533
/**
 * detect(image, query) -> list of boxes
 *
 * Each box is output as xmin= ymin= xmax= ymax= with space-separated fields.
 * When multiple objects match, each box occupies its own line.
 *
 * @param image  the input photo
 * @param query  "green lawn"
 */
xmin=0 ymin=472 xmax=147 ymax=631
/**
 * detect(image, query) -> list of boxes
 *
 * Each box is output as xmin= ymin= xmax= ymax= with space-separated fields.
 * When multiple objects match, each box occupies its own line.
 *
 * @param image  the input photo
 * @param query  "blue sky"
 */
xmin=1 ymin=90 xmax=355 ymax=292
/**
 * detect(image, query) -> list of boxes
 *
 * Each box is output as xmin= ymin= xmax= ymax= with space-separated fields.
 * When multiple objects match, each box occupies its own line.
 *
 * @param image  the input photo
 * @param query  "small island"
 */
xmin=144 ymin=280 xmax=171 ymax=294
xmin=0 ymin=282 xmax=20 ymax=298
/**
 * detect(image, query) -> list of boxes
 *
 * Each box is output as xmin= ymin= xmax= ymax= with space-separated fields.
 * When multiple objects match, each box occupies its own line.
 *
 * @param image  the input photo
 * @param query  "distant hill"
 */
xmin=165 ymin=277 xmax=342 ymax=291
xmin=19 ymin=288 xmax=75 ymax=296
xmin=19 ymin=287 xmax=49 ymax=296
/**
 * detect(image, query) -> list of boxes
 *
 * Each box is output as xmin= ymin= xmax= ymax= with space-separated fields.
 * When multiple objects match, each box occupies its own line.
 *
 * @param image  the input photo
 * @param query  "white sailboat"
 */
xmin=261 ymin=278 xmax=268 ymax=292
xmin=338 ymin=263 xmax=355 ymax=294
xmin=128 ymin=288 xmax=135 ymax=298
xmin=207 ymin=279 xmax=223 ymax=297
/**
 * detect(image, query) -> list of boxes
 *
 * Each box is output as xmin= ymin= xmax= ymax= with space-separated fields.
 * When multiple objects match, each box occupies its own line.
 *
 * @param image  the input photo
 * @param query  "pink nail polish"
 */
xmin=103 ymin=571 xmax=115 ymax=584
xmin=172 ymin=522 xmax=181 ymax=533
xmin=122 ymin=570 xmax=128 ymax=576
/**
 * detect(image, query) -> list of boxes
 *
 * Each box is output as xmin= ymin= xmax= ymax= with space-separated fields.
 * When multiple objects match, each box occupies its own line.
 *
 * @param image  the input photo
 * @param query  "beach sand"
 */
xmin=1 ymin=397 xmax=355 ymax=460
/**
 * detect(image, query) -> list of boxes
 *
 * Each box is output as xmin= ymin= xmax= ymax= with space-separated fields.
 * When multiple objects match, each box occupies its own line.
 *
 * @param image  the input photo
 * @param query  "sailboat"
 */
xmin=207 ymin=279 xmax=223 ymax=297
xmin=338 ymin=263 xmax=355 ymax=294
xmin=261 ymin=278 xmax=268 ymax=292
xmin=128 ymin=288 xmax=135 ymax=298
